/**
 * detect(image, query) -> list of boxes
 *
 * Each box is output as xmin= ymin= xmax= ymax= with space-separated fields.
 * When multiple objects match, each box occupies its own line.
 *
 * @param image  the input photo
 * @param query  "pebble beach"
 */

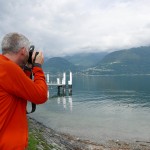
xmin=28 ymin=117 xmax=150 ymax=150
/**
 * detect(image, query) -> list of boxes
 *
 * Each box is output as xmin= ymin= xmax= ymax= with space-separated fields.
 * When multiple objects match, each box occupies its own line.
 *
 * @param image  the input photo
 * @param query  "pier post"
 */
xmin=68 ymin=72 xmax=72 ymax=95
xmin=62 ymin=72 xmax=66 ymax=96
xmin=57 ymin=78 xmax=60 ymax=85
xmin=57 ymin=78 xmax=61 ymax=96
xmin=58 ymin=86 xmax=61 ymax=96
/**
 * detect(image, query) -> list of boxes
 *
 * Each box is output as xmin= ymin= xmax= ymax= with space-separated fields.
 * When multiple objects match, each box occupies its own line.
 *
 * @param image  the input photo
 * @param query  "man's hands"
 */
xmin=25 ymin=50 xmax=44 ymax=69
xmin=32 ymin=51 xmax=44 ymax=65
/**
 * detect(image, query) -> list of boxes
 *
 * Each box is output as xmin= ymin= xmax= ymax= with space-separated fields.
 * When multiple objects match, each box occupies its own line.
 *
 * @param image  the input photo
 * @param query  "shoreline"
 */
xmin=28 ymin=117 xmax=150 ymax=150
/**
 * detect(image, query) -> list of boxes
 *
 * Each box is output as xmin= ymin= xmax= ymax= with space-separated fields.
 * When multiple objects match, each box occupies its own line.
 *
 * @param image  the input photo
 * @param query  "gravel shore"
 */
xmin=28 ymin=117 xmax=150 ymax=150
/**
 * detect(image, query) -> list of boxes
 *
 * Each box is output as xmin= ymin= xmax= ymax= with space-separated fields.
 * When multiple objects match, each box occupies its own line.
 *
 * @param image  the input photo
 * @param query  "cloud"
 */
xmin=0 ymin=0 xmax=150 ymax=57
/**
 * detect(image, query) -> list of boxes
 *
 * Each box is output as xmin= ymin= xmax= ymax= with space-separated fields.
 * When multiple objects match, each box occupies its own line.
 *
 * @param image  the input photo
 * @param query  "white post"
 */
xmin=62 ymin=72 xmax=66 ymax=85
xmin=68 ymin=72 xmax=72 ymax=85
xmin=46 ymin=73 xmax=50 ymax=83
xmin=57 ymin=78 xmax=60 ymax=85
xmin=68 ymin=72 xmax=72 ymax=95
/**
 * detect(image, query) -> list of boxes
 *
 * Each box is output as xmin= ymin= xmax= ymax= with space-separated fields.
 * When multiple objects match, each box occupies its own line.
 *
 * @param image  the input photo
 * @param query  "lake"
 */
xmin=29 ymin=75 xmax=150 ymax=143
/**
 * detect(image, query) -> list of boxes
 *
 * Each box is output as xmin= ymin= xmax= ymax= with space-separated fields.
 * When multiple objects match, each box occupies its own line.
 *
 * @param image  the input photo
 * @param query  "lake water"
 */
xmin=29 ymin=75 xmax=150 ymax=143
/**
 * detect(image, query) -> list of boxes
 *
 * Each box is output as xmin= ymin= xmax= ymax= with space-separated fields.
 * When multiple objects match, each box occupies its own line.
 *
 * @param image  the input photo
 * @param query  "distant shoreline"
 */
xmin=28 ymin=116 xmax=150 ymax=150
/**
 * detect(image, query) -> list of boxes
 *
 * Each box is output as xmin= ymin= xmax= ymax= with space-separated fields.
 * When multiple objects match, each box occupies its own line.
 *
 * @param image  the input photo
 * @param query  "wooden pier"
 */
xmin=45 ymin=72 xmax=72 ymax=96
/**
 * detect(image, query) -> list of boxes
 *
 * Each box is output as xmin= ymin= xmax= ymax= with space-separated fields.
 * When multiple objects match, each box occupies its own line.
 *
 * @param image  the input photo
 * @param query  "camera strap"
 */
xmin=26 ymin=103 xmax=36 ymax=114
xmin=26 ymin=46 xmax=40 ymax=114
xmin=26 ymin=71 xmax=36 ymax=114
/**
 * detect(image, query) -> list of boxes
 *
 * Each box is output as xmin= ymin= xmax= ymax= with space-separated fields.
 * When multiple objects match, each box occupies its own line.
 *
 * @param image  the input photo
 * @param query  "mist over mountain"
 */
xmin=64 ymin=52 xmax=108 ymax=68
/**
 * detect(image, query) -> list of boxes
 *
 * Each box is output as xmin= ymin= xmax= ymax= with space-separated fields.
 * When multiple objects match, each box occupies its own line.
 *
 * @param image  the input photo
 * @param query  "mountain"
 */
xmin=43 ymin=57 xmax=77 ymax=74
xmin=84 ymin=46 xmax=150 ymax=75
xmin=64 ymin=52 xmax=108 ymax=68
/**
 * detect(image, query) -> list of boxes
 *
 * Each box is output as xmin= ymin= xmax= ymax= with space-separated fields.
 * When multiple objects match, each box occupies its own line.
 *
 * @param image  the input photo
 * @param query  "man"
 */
xmin=0 ymin=33 xmax=48 ymax=149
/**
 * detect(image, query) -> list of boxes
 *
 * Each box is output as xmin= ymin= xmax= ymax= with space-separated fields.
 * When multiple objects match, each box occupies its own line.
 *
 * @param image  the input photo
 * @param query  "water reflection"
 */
xmin=68 ymin=96 xmax=73 ymax=112
xmin=31 ymin=75 xmax=150 ymax=142
xmin=57 ymin=96 xmax=73 ymax=112
xmin=63 ymin=97 xmax=66 ymax=109
xmin=57 ymin=97 xmax=60 ymax=104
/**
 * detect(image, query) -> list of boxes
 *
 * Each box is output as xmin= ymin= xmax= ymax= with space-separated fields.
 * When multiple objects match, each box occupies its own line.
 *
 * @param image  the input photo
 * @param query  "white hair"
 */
xmin=1 ymin=32 xmax=30 ymax=54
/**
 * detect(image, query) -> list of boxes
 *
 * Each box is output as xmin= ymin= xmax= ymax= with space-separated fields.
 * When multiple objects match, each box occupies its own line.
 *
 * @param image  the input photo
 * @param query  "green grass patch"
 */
xmin=27 ymin=131 xmax=57 ymax=150
xmin=27 ymin=132 xmax=38 ymax=150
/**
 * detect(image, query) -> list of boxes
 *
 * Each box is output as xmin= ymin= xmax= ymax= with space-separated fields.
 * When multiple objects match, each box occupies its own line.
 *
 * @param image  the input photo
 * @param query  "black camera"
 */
xmin=28 ymin=45 xmax=39 ymax=64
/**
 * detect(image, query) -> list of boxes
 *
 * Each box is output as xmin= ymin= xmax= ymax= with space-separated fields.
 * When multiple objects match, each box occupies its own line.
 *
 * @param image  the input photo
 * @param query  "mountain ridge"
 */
xmin=43 ymin=46 xmax=150 ymax=75
xmin=85 ymin=46 xmax=150 ymax=75
xmin=43 ymin=57 xmax=78 ymax=74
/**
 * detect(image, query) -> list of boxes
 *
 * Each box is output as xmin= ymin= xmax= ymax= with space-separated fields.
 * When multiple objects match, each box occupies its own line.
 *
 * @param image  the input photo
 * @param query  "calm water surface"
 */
xmin=30 ymin=75 xmax=150 ymax=143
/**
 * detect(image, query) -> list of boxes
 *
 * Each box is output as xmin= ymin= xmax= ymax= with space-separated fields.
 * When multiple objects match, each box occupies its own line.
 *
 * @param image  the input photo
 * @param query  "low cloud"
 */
xmin=0 ymin=0 xmax=150 ymax=57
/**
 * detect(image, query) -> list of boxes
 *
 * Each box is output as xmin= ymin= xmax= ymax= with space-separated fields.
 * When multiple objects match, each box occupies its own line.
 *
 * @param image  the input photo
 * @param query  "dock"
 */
xmin=45 ymin=72 xmax=72 ymax=96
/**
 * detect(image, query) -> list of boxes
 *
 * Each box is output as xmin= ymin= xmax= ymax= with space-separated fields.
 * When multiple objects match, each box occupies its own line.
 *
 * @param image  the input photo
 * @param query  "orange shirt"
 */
xmin=0 ymin=55 xmax=48 ymax=150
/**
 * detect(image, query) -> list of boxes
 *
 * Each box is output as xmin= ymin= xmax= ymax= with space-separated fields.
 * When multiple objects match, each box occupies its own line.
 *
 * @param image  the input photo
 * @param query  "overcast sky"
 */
xmin=1 ymin=0 xmax=150 ymax=57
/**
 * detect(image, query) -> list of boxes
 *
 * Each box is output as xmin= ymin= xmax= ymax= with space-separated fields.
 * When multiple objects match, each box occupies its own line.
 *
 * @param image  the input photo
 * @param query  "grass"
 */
xmin=27 ymin=118 xmax=61 ymax=150
xmin=27 ymin=132 xmax=38 ymax=150
xmin=27 ymin=131 xmax=58 ymax=150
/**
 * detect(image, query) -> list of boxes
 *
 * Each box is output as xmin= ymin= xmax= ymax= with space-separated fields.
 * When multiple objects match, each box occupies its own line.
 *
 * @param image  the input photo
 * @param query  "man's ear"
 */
xmin=19 ymin=47 xmax=26 ymax=56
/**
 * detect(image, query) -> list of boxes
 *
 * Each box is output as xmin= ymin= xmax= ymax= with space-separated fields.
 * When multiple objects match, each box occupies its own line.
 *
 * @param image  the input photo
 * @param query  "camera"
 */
xmin=28 ymin=45 xmax=39 ymax=64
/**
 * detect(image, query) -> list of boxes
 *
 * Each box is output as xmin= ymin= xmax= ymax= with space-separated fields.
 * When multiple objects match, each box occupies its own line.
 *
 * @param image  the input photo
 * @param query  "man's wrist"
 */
xmin=24 ymin=66 xmax=32 ymax=72
xmin=33 ymin=63 xmax=42 ymax=68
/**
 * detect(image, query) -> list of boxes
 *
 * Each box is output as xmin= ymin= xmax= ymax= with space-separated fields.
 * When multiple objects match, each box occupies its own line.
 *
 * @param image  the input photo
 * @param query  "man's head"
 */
xmin=1 ymin=33 xmax=30 ymax=67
